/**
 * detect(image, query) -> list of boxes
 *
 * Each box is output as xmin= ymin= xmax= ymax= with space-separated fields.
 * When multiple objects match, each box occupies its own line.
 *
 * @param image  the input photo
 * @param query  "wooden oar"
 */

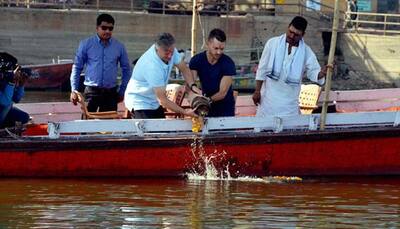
xmin=320 ymin=0 xmax=340 ymax=130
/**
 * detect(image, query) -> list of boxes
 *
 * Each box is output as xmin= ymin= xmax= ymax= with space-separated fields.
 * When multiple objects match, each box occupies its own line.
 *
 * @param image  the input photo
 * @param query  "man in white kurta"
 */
xmin=253 ymin=16 xmax=328 ymax=117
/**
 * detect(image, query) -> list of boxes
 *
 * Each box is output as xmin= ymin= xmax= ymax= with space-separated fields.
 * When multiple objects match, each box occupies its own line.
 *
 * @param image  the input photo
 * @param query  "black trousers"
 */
xmin=132 ymin=106 xmax=165 ymax=119
xmin=84 ymin=86 xmax=118 ymax=112
xmin=0 ymin=105 xmax=30 ymax=128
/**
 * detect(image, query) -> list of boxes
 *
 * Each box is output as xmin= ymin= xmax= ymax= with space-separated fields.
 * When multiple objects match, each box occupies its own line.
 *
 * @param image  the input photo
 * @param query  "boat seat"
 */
xmin=76 ymin=92 xmax=120 ymax=120
xmin=164 ymin=84 xmax=186 ymax=118
xmin=299 ymin=84 xmax=321 ymax=114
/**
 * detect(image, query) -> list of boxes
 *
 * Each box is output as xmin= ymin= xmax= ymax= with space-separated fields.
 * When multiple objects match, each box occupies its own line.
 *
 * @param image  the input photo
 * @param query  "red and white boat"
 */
xmin=1 ymin=88 xmax=399 ymax=178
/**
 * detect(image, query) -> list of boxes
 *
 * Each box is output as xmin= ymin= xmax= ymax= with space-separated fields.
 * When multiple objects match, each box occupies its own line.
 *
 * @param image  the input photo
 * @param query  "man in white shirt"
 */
xmin=252 ymin=16 xmax=329 ymax=117
xmin=124 ymin=33 xmax=200 ymax=119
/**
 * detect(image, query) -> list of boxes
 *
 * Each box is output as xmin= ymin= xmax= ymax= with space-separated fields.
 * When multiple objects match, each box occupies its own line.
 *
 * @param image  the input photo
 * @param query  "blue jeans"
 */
xmin=0 ymin=105 xmax=29 ymax=128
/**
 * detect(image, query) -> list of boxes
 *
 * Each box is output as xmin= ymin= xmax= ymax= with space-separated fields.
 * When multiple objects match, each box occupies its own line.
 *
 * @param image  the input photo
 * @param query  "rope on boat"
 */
xmin=4 ymin=127 xmax=22 ymax=140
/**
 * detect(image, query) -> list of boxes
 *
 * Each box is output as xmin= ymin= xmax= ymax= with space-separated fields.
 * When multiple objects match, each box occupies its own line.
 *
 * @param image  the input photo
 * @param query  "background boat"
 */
xmin=24 ymin=60 xmax=73 ymax=91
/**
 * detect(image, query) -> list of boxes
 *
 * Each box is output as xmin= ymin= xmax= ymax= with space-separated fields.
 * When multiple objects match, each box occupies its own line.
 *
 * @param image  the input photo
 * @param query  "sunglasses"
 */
xmin=100 ymin=25 xmax=114 ymax=31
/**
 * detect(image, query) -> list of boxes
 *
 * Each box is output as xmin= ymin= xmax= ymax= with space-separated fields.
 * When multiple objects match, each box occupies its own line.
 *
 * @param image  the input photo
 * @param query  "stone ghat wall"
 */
xmin=0 ymin=8 xmax=325 ymax=66
xmin=0 ymin=8 xmax=255 ymax=65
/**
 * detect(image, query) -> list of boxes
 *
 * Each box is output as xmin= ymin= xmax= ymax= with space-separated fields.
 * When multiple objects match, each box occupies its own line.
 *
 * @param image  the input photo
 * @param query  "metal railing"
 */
xmin=0 ymin=0 xmax=335 ymax=18
xmin=345 ymin=11 xmax=400 ymax=35
xmin=6 ymin=1 xmax=399 ymax=35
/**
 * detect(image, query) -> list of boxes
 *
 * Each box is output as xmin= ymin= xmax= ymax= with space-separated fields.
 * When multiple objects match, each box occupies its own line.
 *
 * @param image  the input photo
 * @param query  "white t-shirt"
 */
xmin=124 ymin=44 xmax=181 ymax=111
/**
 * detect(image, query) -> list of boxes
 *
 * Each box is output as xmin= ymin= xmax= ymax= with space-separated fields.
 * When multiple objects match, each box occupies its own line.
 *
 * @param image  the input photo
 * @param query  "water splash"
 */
xmin=186 ymin=137 xmax=302 ymax=183
xmin=186 ymin=168 xmax=302 ymax=184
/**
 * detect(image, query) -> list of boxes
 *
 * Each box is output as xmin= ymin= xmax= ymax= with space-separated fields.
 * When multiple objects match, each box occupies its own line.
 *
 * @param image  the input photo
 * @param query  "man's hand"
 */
xmin=252 ymin=91 xmax=261 ymax=105
xmin=191 ymin=85 xmax=202 ymax=94
xmin=183 ymin=108 xmax=198 ymax=118
xmin=12 ymin=65 xmax=21 ymax=76
xmin=318 ymin=64 xmax=334 ymax=79
xmin=18 ymin=74 xmax=28 ymax=87
xmin=186 ymin=83 xmax=202 ymax=95
xmin=13 ymin=65 xmax=29 ymax=86
xmin=70 ymin=91 xmax=79 ymax=105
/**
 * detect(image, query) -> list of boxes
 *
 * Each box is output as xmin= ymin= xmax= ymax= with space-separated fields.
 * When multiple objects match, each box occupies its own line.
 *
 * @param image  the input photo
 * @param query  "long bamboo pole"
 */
xmin=320 ymin=0 xmax=340 ymax=130
xmin=191 ymin=0 xmax=197 ymax=57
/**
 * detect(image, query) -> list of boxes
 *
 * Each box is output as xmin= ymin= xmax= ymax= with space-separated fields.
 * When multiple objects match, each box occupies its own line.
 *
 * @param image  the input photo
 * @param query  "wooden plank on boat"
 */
xmin=235 ymin=95 xmax=256 ymax=116
xmin=46 ymin=111 xmax=400 ymax=139
xmin=16 ymin=102 xmax=80 ymax=114
xmin=333 ymin=88 xmax=400 ymax=112
xmin=319 ymin=88 xmax=400 ymax=112
xmin=31 ymin=113 xmax=82 ymax=123
xmin=335 ymin=88 xmax=400 ymax=102
xmin=336 ymin=100 xmax=400 ymax=113
xmin=16 ymin=102 xmax=128 ymax=123
xmin=319 ymin=88 xmax=400 ymax=103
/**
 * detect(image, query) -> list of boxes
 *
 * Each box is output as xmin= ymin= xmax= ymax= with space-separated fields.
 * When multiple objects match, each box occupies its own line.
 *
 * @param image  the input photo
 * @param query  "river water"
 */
xmin=0 ymin=177 xmax=400 ymax=228
xmin=7 ymin=91 xmax=400 ymax=228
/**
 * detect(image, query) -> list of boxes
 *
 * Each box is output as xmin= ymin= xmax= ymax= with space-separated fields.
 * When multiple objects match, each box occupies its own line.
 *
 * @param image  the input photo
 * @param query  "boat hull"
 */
xmin=1 ymin=127 xmax=400 ymax=177
xmin=24 ymin=62 xmax=73 ymax=90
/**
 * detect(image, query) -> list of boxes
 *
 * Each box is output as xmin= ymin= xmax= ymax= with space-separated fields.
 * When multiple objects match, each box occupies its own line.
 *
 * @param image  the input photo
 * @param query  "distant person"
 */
xmin=347 ymin=0 xmax=358 ymax=28
xmin=124 ymin=32 xmax=200 ymax=119
xmin=189 ymin=28 xmax=236 ymax=117
xmin=0 ymin=53 xmax=29 ymax=128
xmin=350 ymin=0 xmax=358 ymax=21
xmin=70 ymin=13 xmax=131 ymax=112
xmin=64 ymin=0 xmax=74 ymax=10
xmin=252 ymin=16 xmax=329 ymax=117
